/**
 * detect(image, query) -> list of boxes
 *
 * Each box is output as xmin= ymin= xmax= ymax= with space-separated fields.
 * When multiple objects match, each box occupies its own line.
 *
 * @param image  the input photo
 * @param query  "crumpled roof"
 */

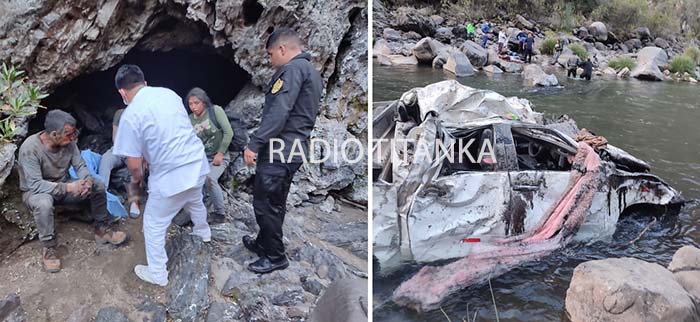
xmin=398 ymin=80 xmax=543 ymax=126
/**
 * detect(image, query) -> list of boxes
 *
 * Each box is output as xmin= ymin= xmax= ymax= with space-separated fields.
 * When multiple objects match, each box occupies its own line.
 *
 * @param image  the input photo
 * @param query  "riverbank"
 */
xmin=372 ymin=0 xmax=700 ymax=85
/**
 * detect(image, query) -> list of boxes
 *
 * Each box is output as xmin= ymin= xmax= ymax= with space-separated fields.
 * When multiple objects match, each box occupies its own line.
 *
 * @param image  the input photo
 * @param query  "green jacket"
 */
xmin=189 ymin=105 xmax=233 ymax=157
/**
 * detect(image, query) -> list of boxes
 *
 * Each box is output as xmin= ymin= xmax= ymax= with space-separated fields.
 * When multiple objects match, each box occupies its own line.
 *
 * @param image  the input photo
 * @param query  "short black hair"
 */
xmin=44 ymin=109 xmax=76 ymax=133
xmin=265 ymin=27 xmax=303 ymax=49
xmin=114 ymin=64 xmax=145 ymax=90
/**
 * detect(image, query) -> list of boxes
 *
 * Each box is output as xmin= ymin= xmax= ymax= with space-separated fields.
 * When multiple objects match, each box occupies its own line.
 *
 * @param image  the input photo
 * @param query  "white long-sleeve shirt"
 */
xmin=113 ymin=86 xmax=209 ymax=198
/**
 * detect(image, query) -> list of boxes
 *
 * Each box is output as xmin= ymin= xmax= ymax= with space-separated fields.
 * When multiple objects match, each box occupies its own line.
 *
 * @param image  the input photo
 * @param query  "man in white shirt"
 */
xmin=112 ymin=64 xmax=211 ymax=286
xmin=498 ymin=29 xmax=507 ymax=54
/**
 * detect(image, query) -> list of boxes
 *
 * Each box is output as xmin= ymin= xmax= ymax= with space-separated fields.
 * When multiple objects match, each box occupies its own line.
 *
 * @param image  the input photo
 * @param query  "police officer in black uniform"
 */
xmin=242 ymin=28 xmax=323 ymax=274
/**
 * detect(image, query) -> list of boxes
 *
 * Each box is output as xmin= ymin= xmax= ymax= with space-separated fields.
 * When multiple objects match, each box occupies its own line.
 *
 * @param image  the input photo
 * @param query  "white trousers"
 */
xmin=143 ymin=183 xmax=211 ymax=284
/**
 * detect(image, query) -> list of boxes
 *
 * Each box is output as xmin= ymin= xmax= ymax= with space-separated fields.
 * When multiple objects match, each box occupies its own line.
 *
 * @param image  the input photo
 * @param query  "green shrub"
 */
xmin=568 ymin=43 xmax=588 ymax=61
xmin=0 ymin=63 xmax=47 ymax=143
xmin=669 ymin=55 xmax=695 ymax=74
xmin=683 ymin=47 xmax=700 ymax=66
xmin=541 ymin=38 xmax=557 ymax=55
xmin=608 ymin=57 xmax=636 ymax=71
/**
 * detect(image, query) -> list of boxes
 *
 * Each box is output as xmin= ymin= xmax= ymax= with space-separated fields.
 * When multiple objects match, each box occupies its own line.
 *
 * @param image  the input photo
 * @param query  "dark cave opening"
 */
xmin=36 ymin=46 xmax=251 ymax=153
xmin=242 ymin=0 xmax=264 ymax=26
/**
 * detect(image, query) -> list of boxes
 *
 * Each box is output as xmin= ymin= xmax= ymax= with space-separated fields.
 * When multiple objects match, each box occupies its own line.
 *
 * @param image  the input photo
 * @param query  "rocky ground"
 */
xmin=372 ymin=0 xmax=700 ymax=85
xmin=566 ymin=245 xmax=700 ymax=322
xmin=0 ymin=187 xmax=368 ymax=322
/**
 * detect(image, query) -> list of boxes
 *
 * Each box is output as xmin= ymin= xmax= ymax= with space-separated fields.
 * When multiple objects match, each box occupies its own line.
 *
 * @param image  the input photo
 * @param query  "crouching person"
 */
xmin=18 ymin=109 xmax=128 ymax=273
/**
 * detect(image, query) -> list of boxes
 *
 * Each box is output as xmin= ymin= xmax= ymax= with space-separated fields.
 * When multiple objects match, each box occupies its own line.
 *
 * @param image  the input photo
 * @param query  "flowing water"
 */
xmin=372 ymin=63 xmax=700 ymax=322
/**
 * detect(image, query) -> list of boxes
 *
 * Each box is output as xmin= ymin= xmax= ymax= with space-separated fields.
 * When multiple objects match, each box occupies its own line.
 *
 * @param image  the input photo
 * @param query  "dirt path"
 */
xmin=0 ymin=216 xmax=164 ymax=322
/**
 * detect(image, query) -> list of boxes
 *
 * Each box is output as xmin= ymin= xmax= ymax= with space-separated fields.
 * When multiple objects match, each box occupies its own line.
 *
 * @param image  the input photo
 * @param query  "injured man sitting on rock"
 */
xmin=18 ymin=109 xmax=129 ymax=273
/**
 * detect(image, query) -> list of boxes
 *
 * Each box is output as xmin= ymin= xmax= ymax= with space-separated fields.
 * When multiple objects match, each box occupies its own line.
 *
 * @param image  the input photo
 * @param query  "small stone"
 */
xmin=94 ymin=307 xmax=129 ymax=322
xmin=317 ymin=265 xmax=329 ymax=279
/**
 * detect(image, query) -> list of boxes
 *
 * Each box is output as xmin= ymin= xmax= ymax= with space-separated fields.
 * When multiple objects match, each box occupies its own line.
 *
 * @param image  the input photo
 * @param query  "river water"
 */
xmin=372 ymin=63 xmax=700 ymax=322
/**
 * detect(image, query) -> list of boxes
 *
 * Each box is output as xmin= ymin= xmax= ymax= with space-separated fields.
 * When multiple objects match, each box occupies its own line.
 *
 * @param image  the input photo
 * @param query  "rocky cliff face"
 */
xmin=0 ymin=0 xmax=368 ymax=205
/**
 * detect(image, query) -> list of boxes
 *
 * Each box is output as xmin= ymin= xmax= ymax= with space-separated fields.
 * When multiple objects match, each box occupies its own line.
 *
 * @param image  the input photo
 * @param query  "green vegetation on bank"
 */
xmin=608 ymin=57 xmax=636 ymax=71
xmin=0 ymin=63 xmax=47 ymax=143
xmin=541 ymin=38 xmax=557 ymax=55
xmin=568 ymin=43 xmax=587 ymax=60
xmin=669 ymin=55 xmax=695 ymax=74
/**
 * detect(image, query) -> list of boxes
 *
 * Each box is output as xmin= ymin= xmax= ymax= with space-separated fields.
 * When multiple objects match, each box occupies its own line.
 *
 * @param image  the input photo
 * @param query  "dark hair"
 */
xmin=185 ymin=87 xmax=213 ymax=110
xmin=44 ymin=109 xmax=76 ymax=133
xmin=265 ymin=27 xmax=303 ymax=49
xmin=114 ymin=64 xmax=145 ymax=90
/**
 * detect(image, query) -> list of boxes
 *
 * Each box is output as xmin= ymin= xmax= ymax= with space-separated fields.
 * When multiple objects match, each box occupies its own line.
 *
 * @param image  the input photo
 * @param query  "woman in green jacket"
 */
xmin=186 ymin=87 xmax=233 ymax=224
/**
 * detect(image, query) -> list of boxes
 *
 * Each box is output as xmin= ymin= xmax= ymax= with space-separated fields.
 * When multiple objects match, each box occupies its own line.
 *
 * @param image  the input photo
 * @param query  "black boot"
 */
xmin=242 ymin=235 xmax=265 ymax=256
xmin=247 ymin=256 xmax=289 ymax=274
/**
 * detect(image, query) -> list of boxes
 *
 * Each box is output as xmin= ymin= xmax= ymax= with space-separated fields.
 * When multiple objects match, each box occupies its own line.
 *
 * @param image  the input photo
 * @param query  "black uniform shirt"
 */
xmin=248 ymin=52 xmax=323 ymax=163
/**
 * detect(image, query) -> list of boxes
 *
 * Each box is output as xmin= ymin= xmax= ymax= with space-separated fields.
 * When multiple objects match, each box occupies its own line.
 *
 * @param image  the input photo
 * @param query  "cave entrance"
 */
xmin=36 ymin=46 xmax=251 ymax=153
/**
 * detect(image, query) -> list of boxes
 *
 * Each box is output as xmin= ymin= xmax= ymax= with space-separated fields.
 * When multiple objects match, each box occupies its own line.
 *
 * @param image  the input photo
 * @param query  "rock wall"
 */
xmin=0 ymin=0 xmax=368 ymax=204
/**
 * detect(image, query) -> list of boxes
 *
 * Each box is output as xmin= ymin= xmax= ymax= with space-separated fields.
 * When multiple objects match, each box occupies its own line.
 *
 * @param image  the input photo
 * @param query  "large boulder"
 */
xmin=566 ymin=258 xmax=696 ymax=322
xmin=459 ymin=40 xmax=488 ymax=67
xmin=576 ymin=26 xmax=590 ymax=40
xmin=523 ymin=64 xmax=558 ymax=86
xmin=625 ymin=39 xmax=643 ymax=51
xmin=497 ymin=60 xmax=524 ymax=73
xmin=224 ymin=82 xmax=265 ymax=129
xmin=588 ymin=21 xmax=608 ymax=42
xmin=631 ymin=46 xmax=669 ymax=81
xmin=0 ymin=293 xmax=27 ymax=322
xmin=654 ymin=37 xmax=670 ymax=49
xmin=516 ymin=14 xmax=535 ymax=30
xmin=404 ymin=31 xmax=422 ymax=41
xmin=668 ymin=246 xmax=700 ymax=304
xmin=636 ymin=27 xmax=653 ymax=41
xmin=594 ymin=42 xmax=607 ymax=51
xmin=376 ymin=54 xmax=418 ymax=66
xmin=382 ymin=28 xmax=403 ymax=42
xmin=434 ymin=27 xmax=453 ymax=44
xmin=393 ymin=7 xmax=436 ymax=37
xmin=618 ymin=42 xmax=630 ymax=53
xmin=372 ymin=39 xmax=391 ymax=57
xmin=430 ymin=15 xmax=444 ymax=26
xmin=166 ymin=233 xmax=211 ymax=322
xmin=483 ymin=65 xmax=503 ymax=74
xmin=0 ymin=143 xmax=16 ymax=189
xmin=452 ymin=24 xmax=467 ymax=40
xmin=443 ymin=52 xmax=475 ymax=77
xmin=507 ymin=27 xmax=523 ymax=47
xmin=412 ymin=37 xmax=442 ymax=64
xmin=308 ymin=278 xmax=368 ymax=322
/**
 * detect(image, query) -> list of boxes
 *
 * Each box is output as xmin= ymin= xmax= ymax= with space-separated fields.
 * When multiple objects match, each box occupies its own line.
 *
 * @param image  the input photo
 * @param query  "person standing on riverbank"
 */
xmin=112 ymin=64 xmax=211 ymax=286
xmin=480 ymin=21 xmax=491 ymax=48
xmin=551 ymin=39 xmax=563 ymax=65
xmin=466 ymin=23 xmax=475 ymax=41
xmin=524 ymin=32 xmax=535 ymax=63
xmin=567 ymin=55 xmax=580 ymax=78
xmin=498 ymin=29 xmax=507 ymax=54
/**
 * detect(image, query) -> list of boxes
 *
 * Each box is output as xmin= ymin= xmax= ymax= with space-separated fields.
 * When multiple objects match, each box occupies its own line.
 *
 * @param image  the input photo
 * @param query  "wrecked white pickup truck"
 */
xmin=372 ymin=80 xmax=684 ymax=312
